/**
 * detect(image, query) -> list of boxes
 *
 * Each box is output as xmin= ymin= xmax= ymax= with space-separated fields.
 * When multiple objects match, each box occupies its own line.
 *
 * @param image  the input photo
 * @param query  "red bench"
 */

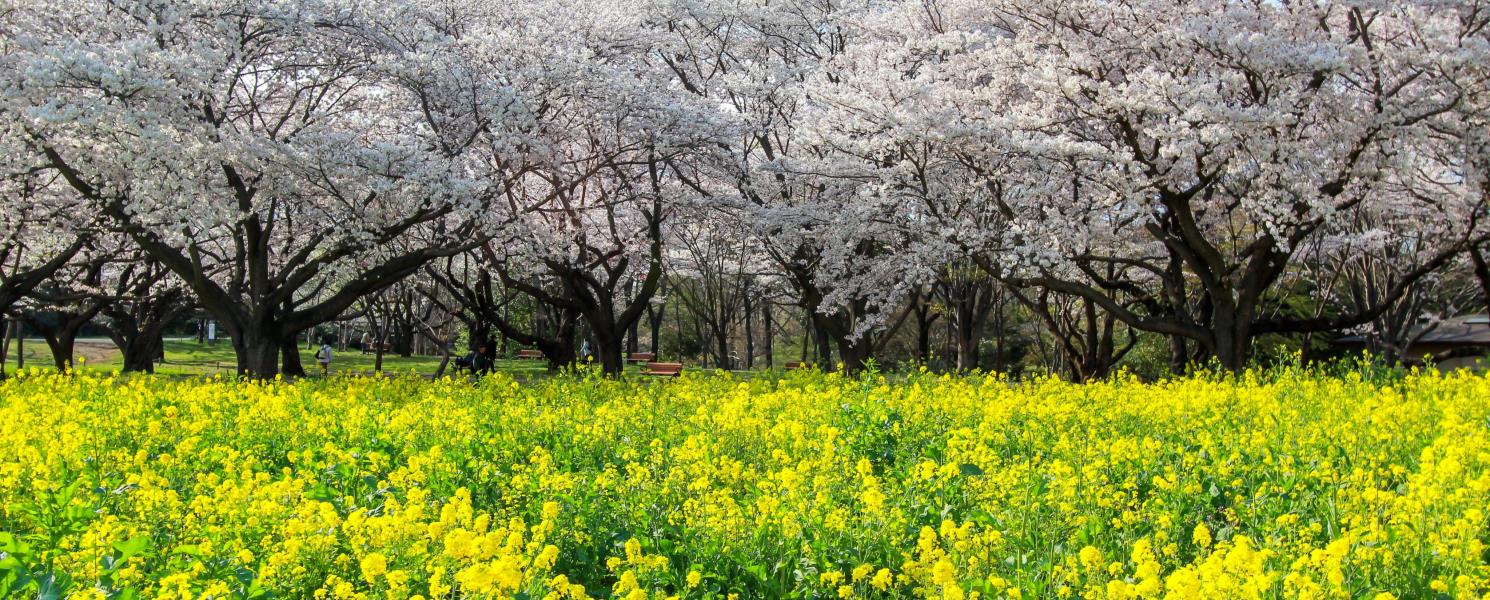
xmin=785 ymin=361 xmax=810 ymax=370
xmin=640 ymin=362 xmax=683 ymax=377
xmin=516 ymin=349 xmax=544 ymax=360
xmin=626 ymin=352 xmax=656 ymax=364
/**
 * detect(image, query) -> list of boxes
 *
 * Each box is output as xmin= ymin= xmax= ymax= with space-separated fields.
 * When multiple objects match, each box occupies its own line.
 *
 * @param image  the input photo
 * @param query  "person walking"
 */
xmin=315 ymin=337 xmax=335 ymax=377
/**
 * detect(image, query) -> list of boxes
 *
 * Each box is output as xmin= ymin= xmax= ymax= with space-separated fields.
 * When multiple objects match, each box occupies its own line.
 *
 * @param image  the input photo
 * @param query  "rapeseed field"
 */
xmin=1 ymin=368 xmax=1487 ymax=599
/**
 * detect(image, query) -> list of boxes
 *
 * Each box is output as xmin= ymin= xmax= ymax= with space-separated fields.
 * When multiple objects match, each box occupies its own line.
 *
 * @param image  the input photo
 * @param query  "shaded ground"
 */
xmin=4 ymin=338 xmax=662 ymax=378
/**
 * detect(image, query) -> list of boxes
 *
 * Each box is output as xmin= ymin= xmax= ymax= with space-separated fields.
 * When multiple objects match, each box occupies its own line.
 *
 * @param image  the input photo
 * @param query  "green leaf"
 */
xmin=959 ymin=463 xmax=985 ymax=476
xmin=113 ymin=536 xmax=150 ymax=561
xmin=36 ymin=573 xmax=67 ymax=600
xmin=172 ymin=545 xmax=204 ymax=557
xmin=304 ymin=484 xmax=335 ymax=502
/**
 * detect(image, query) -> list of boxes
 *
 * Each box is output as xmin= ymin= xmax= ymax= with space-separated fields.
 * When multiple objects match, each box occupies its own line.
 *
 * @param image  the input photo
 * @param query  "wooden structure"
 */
xmin=785 ymin=361 xmax=810 ymax=370
xmin=626 ymin=352 xmax=656 ymax=364
xmin=1333 ymin=314 xmax=1490 ymax=370
xmin=640 ymin=361 xmax=683 ymax=377
xmin=516 ymin=349 xmax=544 ymax=360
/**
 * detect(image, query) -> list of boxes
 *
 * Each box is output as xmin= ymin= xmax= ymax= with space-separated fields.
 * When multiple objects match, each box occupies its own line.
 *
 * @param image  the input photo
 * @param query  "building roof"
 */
xmin=1334 ymin=314 xmax=1490 ymax=347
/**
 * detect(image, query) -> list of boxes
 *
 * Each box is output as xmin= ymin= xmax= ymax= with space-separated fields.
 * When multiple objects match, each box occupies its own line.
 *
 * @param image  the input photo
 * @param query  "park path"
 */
xmin=73 ymin=339 xmax=121 ymax=365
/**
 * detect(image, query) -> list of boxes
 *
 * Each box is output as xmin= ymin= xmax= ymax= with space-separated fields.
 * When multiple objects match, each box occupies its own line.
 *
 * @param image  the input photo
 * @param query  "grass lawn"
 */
xmin=4 ymin=338 xmax=665 ymax=378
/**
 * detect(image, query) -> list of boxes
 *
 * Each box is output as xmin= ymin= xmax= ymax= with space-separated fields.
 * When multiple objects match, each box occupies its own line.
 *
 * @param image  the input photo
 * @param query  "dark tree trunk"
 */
xmin=232 ymin=329 xmax=280 ymax=379
xmin=1472 ymin=243 xmax=1490 ymax=313
xmin=281 ymin=334 xmax=306 ymax=377
xmin=713 ymin=331 xmax=731 ymax=370
xmin=799 ymin=309 xmax=811 ymax=363
xmin=647 ymin=302 xmax=664 ymax=357
xmin=108 ymin=321 xmax=169 ymax=374
xmin=536 ymin=313 xmax=580 ymax=371
xmin=811 ymin=313 xmax=832 ymax=367
xmin=937 ymin=275 xmax=996 ymax=372
xmin=1168 ymin=335 xmax=1188 ymax=375
xmin=394 ymin=322 xmax=415 ymax=358
xmin=916 ymin=322 xmax=933 ymax=365
xmin=103 ymin=278 xmax=189 ymax=375
xmin=468 ymin=321 xmax=491 ymax=354
xmin=993 ymin=297 xmax=1005 ymax=373
xmin=44 ymin=331 xmax=75 ymax=372
xmin=954 ymin=297 xmax=982 ymax=372
xmin=762 ymin=301 xmax=774 ymax=369
xmin=744 ymin=291 xmax=755 ymax=370
xmin=625 ymin=280 xmax=640 ymax=356
xmin=830 ymin=325 xmax=872 ymax=375
xmin=911 ymin=290 xmax=938 ymax=365
xmin=0 ymin=317 xmax=10 ymax=379
xmin=118 ymin=332 xmax=157 ymax=373
xmin=25 ymin=304 xmax=106 ymax=372
xmin=593 ymin=326 xmax=626 ymax=375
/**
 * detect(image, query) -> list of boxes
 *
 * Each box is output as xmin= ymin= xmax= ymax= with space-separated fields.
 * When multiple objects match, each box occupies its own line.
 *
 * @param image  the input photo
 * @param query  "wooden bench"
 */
xmin=516 ymin=349 xmax=544 ymax=360
xmin=626 ymin=352 xmax=656 ymax=364
xmin=785 ymin=361 xmax=811 ymax=370
xmin=640 ymin=361 xmax=683 ymax=377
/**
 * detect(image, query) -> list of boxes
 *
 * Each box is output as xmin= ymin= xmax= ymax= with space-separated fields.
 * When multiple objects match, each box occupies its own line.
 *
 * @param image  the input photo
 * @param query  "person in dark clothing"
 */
xmin=472 ymin=340 xmax=495 ymax=375
xmin=454 ymin=351 xmax=475 ymax=373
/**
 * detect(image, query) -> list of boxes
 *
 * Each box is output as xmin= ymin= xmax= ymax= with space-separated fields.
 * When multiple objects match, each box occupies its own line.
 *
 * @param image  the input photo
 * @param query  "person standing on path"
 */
xmin=316 ymin=337 xmax=334 ymax=377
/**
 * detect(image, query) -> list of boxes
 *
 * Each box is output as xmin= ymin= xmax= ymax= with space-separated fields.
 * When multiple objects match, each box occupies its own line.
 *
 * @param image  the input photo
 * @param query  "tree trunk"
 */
xmin=26 ymin=304 xmax=106 ymax=373
xmin=1211 ymin=326 xmax=1249 ymax=372
xmin=468 ymin=321 xmax=492 ymax=355
xmin=233 ymin=331 xmax=280 ymax=379
xmin=762 ymin=301 xmax=774 ymax=369
xmin=395 ymin=322 xmax=414 ymax=357
xmin=913 ymin=294 xmax=937 ymax=365
xmin=585 ymin=306 xmax=637 ymax=376
xmin=543 ymin=338 xmax=577 ymax=371
xmin=120 ymin=333 xmax=157 ymax=373
xmin=994 ymin=298 xmax=1005 ymax=373
xmin=744 ymin=292 xmax=755 ymax=369
xmin=1168 ymin=335 xmax=1188 ymax=375
xmin=954 ymin=297 xmax=980 ymax=371
xmin=281 ymin=334 xmax=306 ymax=377
xmin=811 ymin=314 xmax=832 ymax=367
xmin=647 ymin=302 xmax=664 ymax=356
xmin=593 ymin=326 xmax=626 ymax=375
xmin=834 ymin=333 xmax=872 ymax=375
xmin=625 ymin=280 xmax=640 ymax=356
xmin=714 ymin=331 xmax=731 ymax=371
xmin=43 ymin=331 xmax=76 ymax=372
xmin=799 ymin=310 xmax=810 ymax=363
xmin=0 ymin=318 xmax=10 ymax=379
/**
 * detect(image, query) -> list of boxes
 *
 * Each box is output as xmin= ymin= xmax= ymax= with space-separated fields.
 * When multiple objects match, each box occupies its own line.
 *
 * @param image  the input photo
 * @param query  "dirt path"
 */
xmin=73 ymin=339 xmax=121 ymax=364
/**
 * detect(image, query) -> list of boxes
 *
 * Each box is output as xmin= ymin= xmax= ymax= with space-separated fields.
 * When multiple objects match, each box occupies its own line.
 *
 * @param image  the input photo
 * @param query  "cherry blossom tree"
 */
xmin=667 ymin=206 xmax=763 ymax=369
xmin=654 ymin=0 xmax=964 ymax=373
xmin=449 ymin=1 xmax=724 ymax=376
xmin=1 ymin=0 xmax=543 ymax=377
xmin=100 ymin=254 xmax=191 ymax=374
xmin=0 ymin=171 xmax=89 ymax=335
xmin=802 ymin=0 xmax=1490 ymax=371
